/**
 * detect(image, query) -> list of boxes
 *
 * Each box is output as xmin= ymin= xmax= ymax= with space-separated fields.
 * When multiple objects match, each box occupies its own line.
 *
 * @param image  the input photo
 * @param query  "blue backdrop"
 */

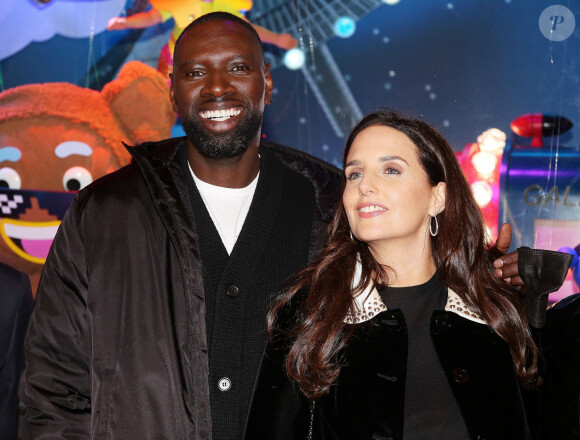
xmin=2 ymin=0 xmax=579 ymax=164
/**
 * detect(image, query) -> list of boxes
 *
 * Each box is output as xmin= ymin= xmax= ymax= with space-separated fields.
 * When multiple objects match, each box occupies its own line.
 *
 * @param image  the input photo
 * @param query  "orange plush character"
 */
xmin=0 ymin=61 xmax=175 ymax=293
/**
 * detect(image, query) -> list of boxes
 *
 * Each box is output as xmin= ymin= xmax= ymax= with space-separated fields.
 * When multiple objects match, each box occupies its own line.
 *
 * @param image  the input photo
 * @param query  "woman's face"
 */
xmin=343 ymin=125 xmax=445 ymax=253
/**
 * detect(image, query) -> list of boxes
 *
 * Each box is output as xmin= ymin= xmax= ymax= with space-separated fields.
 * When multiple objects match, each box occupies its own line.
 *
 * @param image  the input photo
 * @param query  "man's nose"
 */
xmin=201 ymin=71 xmax=234 ymax=97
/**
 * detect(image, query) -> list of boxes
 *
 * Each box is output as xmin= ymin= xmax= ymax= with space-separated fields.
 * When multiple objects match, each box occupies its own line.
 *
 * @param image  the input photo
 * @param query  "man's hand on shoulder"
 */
xmin=492 ymin=223 xmax=524 ymax=286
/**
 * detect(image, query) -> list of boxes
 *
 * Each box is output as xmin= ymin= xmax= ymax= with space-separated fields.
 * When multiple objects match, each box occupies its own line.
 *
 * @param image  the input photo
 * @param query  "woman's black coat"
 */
xmin=245 ymin=295 xmax=580 ymax=439
xmin=245 ymin=303 xmax=533 ymax=440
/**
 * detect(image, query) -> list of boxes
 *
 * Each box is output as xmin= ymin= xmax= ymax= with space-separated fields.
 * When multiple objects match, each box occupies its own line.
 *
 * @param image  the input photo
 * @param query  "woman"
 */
xmin=245 ymin=110 xmax=540 ymax=440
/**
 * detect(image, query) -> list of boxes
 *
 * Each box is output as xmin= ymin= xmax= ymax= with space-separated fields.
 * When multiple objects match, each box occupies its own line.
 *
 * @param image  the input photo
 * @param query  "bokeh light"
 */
xmin=283 ymin=48 xmax=305 ymax=70
xmin=471 ymin=151 xmax=498 ymax=177
xmin=334 ymin=17 xmax=356 ymax=38
xmin=471 ymin=181 xmax=493 ymax=207
xmin=477 ymin=128 xmax=506 ymax=152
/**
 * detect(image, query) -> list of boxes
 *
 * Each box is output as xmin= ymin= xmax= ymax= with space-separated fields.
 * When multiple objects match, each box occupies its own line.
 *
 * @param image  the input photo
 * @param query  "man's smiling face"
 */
xmin=170 ymin=19 xmax=273 ymax=159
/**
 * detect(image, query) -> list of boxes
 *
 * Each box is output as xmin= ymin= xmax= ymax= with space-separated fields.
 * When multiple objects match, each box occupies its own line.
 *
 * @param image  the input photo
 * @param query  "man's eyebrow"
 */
xmin=179 ymin=54 xmax=254 ymax=66
xmin=0 ymin=146 xmax=22 ymax=163
xmin=55 ymin=141 xmax=93 ymax=158
xmin=179 ymin=59 xmax=200 ymax=67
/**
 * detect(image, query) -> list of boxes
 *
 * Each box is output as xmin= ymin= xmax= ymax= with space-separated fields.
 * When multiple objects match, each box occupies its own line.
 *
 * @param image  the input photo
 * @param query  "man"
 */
xmin=0 ymin=263 xmax=33 ymax=440
xmin=19 ymin=12 xmax=523 ymax=439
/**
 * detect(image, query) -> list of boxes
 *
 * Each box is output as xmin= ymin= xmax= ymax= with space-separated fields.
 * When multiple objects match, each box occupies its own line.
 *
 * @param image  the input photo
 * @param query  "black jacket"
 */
xmin=0 ymin=263 xmax=32 ymax=440
xmin=540 ymin=293 xmax=580 ymax=439
xmin=245 ymin=293 xmax=532 ymax=440
xmin=18 ymin=138 xmax=341 ymax=439
xmin=245 ymin=289 xmax=580 ymax=440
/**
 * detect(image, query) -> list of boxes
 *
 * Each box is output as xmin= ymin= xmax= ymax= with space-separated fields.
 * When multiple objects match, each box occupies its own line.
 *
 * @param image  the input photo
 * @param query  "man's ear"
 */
xmin=431 ymin=182 xmax=446 ymax=216
xmin=264 ymin=63 xmax=273 ymax=105
xmin=169 ymin=73 xmax=179 ymax=114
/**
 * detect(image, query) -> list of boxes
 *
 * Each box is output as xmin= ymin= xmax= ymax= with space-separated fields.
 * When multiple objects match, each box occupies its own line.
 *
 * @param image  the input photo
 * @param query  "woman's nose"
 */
xmin=358 ymin=174 xmax=376 ymax=196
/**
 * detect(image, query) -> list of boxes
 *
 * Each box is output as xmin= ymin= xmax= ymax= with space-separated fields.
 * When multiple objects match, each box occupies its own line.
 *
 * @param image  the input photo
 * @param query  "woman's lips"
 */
xmin=357 ymin=203 xmax=388 ymax=218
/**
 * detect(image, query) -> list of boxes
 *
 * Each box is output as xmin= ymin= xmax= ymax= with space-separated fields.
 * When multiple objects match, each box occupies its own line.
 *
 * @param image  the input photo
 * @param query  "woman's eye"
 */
xmin=346 ymin=171 xmax=362 ymax=181
xmin=384 ymin=167 xmax=400 ymax=175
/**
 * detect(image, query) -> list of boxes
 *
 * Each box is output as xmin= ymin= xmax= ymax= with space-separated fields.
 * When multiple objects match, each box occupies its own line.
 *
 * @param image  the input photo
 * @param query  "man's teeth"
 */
xmin=200 ymin=108 xmax=241 ymax=121
xmin=359 ymin=205 xmax=386 ymax=213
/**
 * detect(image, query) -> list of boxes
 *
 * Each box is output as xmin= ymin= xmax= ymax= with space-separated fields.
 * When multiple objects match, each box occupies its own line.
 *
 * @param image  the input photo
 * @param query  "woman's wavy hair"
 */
xmin=268 ymin=110 xmax=539 ymax=401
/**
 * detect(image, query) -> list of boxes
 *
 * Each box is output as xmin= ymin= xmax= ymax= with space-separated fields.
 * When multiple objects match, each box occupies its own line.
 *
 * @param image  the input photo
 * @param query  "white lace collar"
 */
xmin=344 ymin=261 xmax=485 ymax=325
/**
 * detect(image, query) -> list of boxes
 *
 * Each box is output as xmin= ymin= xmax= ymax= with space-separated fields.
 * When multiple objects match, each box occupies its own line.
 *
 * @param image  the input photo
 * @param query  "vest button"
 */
xmin=452 ymin=368 xmax=470 ymax=383
xmin=218 ymin=377 xmax=231 ymax=391
xmin=226 ymin=285 xmax=239 ymax=298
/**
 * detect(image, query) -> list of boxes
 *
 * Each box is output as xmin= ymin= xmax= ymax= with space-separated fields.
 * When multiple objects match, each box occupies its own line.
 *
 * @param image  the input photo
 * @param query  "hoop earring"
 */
xmin=429 ymin=215 xmax=439 ymax=237
xmin=350 ymin=231 xmax=355 ymax=241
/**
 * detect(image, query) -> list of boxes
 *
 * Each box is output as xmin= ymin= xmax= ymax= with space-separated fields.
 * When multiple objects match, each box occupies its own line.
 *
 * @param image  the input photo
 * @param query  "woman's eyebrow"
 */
xmin=378 ymin=155 xmax=408 ymax=165
xmin=345 ymin=155 xmax=408 ymax=168
xmin=344 ymin=159 xmax=361 ymax=168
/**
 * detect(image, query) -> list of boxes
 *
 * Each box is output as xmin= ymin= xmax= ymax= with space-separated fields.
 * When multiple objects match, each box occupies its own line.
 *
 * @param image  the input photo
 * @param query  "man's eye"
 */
xmin=232 ymin=64 xmax=249 ymax=72
xmin=186 ymin=70 xmax=204 ymax=77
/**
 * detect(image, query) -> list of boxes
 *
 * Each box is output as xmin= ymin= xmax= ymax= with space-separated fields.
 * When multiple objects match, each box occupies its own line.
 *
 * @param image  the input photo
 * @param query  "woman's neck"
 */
xmin=369 ymin=238 xmax=437 ymax=287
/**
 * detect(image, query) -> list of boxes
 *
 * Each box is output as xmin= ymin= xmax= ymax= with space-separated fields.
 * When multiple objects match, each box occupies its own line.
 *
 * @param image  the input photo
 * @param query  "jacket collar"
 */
xmin=124 ymin=137 xmax=183 ymax=167
xmin=345 ymin=260 xmax=485 ymax=325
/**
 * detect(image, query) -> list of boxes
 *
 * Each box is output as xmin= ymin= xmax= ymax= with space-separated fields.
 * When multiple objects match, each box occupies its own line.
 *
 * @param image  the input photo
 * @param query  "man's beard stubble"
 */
xmin=182 ymin=109 xmax=264 ymax=160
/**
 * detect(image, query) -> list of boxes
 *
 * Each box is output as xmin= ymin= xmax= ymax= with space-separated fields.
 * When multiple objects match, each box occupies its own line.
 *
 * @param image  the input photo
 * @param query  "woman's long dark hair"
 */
xmin=268 ymin=110 xmax=539 ymax=401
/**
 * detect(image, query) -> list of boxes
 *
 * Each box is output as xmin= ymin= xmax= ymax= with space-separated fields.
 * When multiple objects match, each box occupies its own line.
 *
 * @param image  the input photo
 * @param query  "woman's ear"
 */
xmin=430 ymin=182 xmax=446 ymax=216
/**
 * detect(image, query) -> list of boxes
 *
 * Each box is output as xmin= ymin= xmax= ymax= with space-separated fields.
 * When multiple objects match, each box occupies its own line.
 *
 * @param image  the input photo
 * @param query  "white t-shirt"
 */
xmin=190 ymin=165 xmax=259 ymax=255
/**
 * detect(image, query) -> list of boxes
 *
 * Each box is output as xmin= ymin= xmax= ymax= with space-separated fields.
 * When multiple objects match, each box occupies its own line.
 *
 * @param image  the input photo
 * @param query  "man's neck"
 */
xmin=187 ymin=141 xmax=261 ymax=188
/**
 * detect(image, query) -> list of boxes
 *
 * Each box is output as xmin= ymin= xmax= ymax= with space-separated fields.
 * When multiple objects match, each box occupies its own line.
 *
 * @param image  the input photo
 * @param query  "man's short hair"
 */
xmin=174 ymin=12 xmax=265 ymax=63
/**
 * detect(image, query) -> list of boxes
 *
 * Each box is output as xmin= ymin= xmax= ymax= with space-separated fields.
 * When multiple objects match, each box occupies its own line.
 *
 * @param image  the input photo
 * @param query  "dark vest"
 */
xmin=180 ymin=145 xmax=319 ymax=439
